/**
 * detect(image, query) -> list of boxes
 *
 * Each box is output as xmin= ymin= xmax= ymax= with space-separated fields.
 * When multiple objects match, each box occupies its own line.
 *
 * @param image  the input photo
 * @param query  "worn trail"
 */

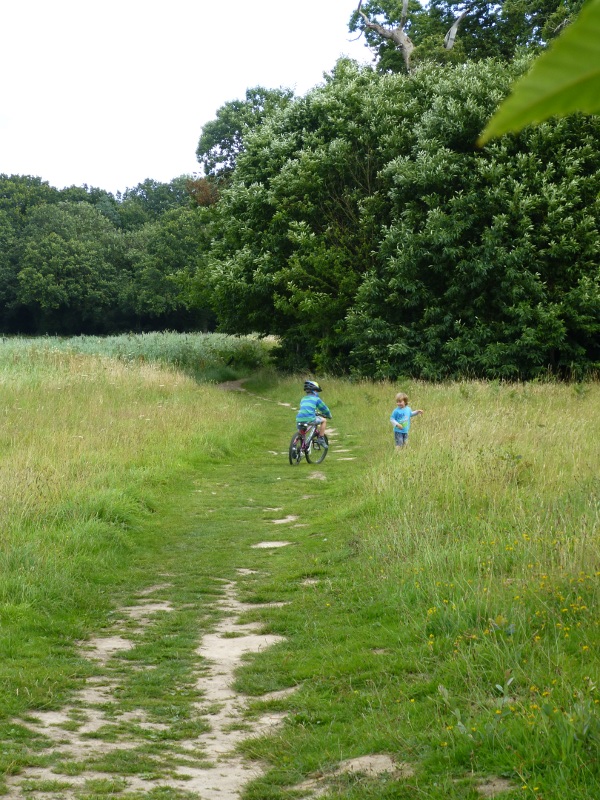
xmin=5 ymin=382 xmax=363 ymax=799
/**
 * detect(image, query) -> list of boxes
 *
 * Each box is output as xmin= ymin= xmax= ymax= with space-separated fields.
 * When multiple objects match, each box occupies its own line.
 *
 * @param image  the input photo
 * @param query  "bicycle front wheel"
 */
xmin=289 ymin=433 xmax=303 ymax=465
xmin=306 ymin=433 xmax=328 ymax=464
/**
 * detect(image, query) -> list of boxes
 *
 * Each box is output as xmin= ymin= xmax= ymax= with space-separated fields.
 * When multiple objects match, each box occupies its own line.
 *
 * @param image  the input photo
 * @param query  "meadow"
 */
xmin=0 ymin=336 xmax=598 ymax=799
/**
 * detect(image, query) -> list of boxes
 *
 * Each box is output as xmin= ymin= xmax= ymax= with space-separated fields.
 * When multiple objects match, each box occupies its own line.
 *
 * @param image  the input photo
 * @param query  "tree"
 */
xmin=346 ymin=59 xmax=600 ymax=379
xmin=196 ymin=87 xmax=294 ymax=179
xmin=0 ymin=210 xmax=19 ymax=329
xmin=207 ymin=58 xmax=600 ymax=378
xmin=185 ymin=177 xmax=219 ymax=208
xmin=116 ymin=177 xmax=192 ymax=230
xmin=350 ymin=0 xmax=585 ymax=72
xmin=350 ymin=0 xmax=426 ymax=72
xmin=0 ymin=174 xmax=61 ymax=228
xmin=16 ymin=202 xmax=124 ymax=333
xmin=124 ymin=206 xmax=215 ymax=331
xmin=59 ymin=184 xmax=122 ymax=227
xmin=208 ymin=61 xmax=387 ymax=370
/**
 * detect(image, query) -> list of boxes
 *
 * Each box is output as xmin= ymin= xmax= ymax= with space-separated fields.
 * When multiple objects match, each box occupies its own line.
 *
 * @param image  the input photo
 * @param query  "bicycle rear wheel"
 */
xmin=289 ymin=433 xmax=303 ymax=465
xmin=306 ymin=433 xmax=328 ymax=464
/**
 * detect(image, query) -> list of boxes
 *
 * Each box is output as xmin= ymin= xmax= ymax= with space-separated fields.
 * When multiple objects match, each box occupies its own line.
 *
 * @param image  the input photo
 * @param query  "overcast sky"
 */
xmin=0 ymin=1 xmax=372 ymax=195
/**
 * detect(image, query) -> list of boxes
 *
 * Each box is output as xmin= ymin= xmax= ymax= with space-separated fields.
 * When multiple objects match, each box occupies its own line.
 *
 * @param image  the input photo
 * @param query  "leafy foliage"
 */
xmin=17 ymin=203 xmax=122 ymax=332
xmin=207 ymin=61 xmax=386 ymax=371
xmin=206 ymin=58 xmax=600 ymax=379
xmin=479 ymin=0 xmax=600 ymax=142
xmin=196 ymin=86 xmax=294 ymax=178
xmin=350 ymin=0 xmax=586 ymax=72
xmin=2 ymin=6 xmax=599 ymax=379
xmin=124 ymin=207 xmax=215 ymax=330
xmin=0 ymin=174 xmax=210 ymax=335
xmin=115 ymin=176 xmax=192 ymax=230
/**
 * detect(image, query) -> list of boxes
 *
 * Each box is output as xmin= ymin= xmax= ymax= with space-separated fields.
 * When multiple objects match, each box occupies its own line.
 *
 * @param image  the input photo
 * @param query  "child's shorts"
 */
xmin=297 ymin=416 xmax=324 ymax=431
xmin=394 ymin=431 xmax=408 ymax=446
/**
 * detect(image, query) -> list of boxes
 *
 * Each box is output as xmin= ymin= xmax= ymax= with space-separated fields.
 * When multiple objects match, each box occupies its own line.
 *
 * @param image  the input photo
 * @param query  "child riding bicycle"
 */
xmin=296 ymin=380 xmax=332 ymax=445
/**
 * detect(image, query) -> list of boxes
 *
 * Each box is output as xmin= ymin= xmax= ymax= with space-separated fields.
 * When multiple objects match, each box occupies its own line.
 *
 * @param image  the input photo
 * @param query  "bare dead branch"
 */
xmin=359 ymin=10 xmax=415 ymax=71
xmin=400 ymin=0 xmax=410 ymax=28
xmin=553 ymin=18 xmax=570 ymax=34
xmin=443 ymin=8 xmax=470 ymax=49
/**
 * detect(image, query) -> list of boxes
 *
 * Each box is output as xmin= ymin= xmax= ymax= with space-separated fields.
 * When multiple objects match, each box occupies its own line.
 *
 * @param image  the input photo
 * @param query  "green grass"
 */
xmin=0 ymin=340 xmax=598 ymax=799
xmin=0 ymin=331 xmax=274 ymax=382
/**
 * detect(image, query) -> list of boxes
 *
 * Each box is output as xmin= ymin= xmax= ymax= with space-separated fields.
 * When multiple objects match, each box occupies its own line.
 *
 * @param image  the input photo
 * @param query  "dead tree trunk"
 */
xmin=357 ymin=0 xmax=470 ymax=73
xmin=359 ymin=9 xmax=414 ymax=72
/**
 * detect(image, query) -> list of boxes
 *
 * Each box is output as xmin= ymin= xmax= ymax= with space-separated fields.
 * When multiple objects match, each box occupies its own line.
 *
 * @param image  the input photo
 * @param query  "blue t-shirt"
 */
xmin=296 ymin=393 xmax=332 ymax=425
xmin=390 ymin=405 xmax=417 ymax=432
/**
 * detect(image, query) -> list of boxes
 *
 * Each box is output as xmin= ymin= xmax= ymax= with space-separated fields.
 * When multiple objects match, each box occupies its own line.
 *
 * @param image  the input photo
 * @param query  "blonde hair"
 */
xmin=395 ymin=392 xmax=409 ymax=403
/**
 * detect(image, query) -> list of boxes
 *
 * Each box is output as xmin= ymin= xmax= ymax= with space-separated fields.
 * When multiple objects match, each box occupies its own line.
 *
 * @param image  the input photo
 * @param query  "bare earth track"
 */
xmin=7 ymin=578 xmax=290 ymax=800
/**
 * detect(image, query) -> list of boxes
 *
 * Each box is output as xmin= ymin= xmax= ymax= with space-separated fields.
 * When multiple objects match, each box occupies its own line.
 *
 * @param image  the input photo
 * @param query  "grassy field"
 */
xmin=0 ymin=339 xmax=598 ymax=799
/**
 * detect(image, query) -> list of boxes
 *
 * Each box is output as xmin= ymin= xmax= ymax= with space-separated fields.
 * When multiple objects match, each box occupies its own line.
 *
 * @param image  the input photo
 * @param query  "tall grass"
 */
xmin=238 ymin=375 xmax=600 ymax=797
xmin=0 ymin=345 xmax=263 ymax=716
xmin=0 ymin=331 xmax=273 ymax=382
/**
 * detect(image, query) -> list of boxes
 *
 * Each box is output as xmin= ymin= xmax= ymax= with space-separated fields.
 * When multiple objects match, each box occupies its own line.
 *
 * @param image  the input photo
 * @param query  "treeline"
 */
xmin=0 ymin=175 xmax=214 ymax=335
xmin=2 ymin=0 xmax=599 ymax=379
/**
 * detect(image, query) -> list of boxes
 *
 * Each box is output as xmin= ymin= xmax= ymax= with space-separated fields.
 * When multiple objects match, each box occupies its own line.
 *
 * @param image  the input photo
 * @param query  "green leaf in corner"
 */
xmin=478 ymin=0 xmax=600 ymax=145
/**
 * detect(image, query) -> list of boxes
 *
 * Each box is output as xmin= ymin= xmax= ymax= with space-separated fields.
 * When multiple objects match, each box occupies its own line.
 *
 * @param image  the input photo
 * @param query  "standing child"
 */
xmin=390 ymin=392 xmax=423 ymax=449
xmin=296 ymin=380 xmax=332 ymax=444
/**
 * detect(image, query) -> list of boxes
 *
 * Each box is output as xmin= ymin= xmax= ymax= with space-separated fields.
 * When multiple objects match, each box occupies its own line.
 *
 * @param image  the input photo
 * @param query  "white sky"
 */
xmin=0 ymin=1 xmax=372 ymax=195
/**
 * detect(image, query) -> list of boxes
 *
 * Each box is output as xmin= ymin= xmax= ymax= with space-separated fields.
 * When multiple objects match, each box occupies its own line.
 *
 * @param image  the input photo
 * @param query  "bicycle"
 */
xmin=289 ymin=422 xmax=329 ymax=465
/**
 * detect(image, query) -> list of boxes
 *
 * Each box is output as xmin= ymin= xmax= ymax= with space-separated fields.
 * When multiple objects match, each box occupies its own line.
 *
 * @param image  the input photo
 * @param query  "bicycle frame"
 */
xmin=297 ymin=423 xmax=317 ymax=453
xmin=290 ymin=421 xmax=328 ymax=466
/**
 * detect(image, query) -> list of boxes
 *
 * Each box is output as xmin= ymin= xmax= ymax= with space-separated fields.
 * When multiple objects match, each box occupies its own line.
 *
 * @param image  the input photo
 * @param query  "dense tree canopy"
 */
xmin=347 ymin=71 xmax=600 ymax=378
xmin=116 ymin=177 xmax=192 ymax=230
xmin=207 ymin=61 xmax=385 ymax=370
xmin=125 ymin=206 xmax=215 ymax=330
xmin=203 ymin=57 xmax=600 ymax=378
xmin=350 ymin=0 xmax=585 ymax=72
xmin=17 ymin=203 xmax=122 ymax=332
xmin=0 ymin=174 xmax=212 ymax=335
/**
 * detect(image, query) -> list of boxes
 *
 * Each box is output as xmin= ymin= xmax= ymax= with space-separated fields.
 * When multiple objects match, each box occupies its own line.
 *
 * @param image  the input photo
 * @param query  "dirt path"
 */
xmin=7 ymin=577 xmax=293 ymax=800
xmin=7 ymin=566 xmax=410 ymax=799
xmin=5 ymin=382 xmax=369 ymax=799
